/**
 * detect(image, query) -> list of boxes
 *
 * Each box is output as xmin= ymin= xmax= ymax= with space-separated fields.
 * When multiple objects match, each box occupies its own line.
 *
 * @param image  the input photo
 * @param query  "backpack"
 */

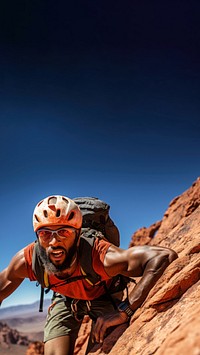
xmin=73 ymin=197 xmax=120 ymax=247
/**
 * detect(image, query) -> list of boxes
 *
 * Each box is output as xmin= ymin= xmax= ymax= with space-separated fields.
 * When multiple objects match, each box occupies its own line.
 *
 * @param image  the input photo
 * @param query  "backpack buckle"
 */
xmin=71 ymin=299 xmax=82 ymax=322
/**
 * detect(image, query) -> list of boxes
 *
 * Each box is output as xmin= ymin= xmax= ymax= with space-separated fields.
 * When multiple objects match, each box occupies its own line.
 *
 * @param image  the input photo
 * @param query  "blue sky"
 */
xmin=0 ymin=1 xmax=200 ymax=307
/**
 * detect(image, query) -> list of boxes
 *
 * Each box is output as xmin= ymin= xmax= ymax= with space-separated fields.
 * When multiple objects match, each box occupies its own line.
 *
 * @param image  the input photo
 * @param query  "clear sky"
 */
xmin=0 ymin=1 xmax=200 ymax=307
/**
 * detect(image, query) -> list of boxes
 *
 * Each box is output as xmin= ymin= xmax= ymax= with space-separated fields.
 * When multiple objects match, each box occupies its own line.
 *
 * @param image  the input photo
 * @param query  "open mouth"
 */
xmin=49 ymin=249 xmax=66 ymax=262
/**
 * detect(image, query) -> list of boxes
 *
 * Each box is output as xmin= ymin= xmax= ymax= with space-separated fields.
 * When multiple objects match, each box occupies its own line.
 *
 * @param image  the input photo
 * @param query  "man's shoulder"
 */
xmin=78 ymin=234 xmax=111 ymax=255
xmin=23 ymin=242 xmax=36 ymax=262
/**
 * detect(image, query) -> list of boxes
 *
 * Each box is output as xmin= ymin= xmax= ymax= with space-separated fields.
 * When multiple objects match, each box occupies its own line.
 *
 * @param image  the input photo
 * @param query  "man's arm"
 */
xmin=104 ymin=245 xmax=178 ymax=308
xmin=122 ymin=247 xmax=177 ymax=311
xmin=92 ymin=245 xmax=178 ymax=343
xmin=0 ymin=249 xmax=28 ymax=304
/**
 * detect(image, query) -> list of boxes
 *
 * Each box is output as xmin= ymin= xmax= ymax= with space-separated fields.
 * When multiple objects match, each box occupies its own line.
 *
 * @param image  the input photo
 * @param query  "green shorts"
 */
xmin=44 ymin=293 xmax=116 ymax=343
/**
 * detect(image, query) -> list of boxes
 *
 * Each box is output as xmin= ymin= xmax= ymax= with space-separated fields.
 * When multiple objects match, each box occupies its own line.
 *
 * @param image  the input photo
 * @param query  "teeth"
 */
xmin=52 ymin=250 xmax=64 ymax=257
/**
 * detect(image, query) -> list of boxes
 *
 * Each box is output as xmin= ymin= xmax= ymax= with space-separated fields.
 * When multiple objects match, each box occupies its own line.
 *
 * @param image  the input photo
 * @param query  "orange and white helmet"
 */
xmin=33 ymin=195 xmax=82 ymax=232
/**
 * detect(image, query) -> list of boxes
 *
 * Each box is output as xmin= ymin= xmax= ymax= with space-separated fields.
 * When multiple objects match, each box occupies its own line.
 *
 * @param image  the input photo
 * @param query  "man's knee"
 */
xmin=44 ymin=335 xmax=72 ymax=355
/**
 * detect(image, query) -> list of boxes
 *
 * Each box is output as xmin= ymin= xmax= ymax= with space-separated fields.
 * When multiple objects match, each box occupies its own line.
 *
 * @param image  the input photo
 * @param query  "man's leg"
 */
xmin=44 ymin=335 xmax=72 ymax=355
xmin=44 ymin=295 xmax=82 ymax=355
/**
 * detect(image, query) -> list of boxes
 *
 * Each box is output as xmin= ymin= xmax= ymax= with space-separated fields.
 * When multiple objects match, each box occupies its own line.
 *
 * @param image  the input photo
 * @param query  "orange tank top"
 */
xmin=24 ymin=238 xmax=112 ymax=300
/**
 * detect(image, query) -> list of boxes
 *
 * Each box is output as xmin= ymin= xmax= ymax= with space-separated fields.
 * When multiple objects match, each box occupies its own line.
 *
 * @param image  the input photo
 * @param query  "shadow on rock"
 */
xmin=89 ymin=323 xmax=129 ymax=354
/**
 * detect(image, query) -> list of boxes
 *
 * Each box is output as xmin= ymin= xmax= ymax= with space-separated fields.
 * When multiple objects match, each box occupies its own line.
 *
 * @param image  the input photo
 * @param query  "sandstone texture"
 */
xmin=26 ymin=341 xmax=44 ymax=355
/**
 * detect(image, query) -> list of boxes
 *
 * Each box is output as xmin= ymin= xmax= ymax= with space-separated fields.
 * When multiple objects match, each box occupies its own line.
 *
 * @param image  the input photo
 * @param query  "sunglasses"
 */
xmin=36 ymin=227 xmax=77 ymax=243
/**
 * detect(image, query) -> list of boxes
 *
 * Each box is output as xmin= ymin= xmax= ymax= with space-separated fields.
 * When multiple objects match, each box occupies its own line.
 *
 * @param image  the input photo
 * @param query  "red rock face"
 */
xmin=26 ymin=341 xmax=44 ymax=355
xmin=129 ymin=220 xmax=162 ymax=246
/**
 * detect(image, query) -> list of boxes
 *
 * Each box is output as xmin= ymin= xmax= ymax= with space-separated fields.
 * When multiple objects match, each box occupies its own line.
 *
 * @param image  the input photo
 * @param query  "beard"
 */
xmin=37 ymin=235 xmax=79 ymax=274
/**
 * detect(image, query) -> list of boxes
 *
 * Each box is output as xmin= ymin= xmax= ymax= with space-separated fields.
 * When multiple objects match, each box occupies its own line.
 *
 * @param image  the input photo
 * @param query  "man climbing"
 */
xmin=0 ymin=195 xmax=178 ymax=355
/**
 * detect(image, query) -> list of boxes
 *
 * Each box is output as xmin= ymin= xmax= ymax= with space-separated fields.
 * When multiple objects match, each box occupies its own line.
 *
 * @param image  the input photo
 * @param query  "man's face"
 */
xmin=36 ymin=225 xmax=79 ymax=273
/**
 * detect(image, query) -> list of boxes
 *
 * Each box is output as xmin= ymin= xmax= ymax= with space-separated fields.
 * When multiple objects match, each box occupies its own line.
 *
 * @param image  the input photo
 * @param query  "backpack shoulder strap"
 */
xmin=79 ymin=234 xmax=102 ymax=285
xmin=32 ymin=241 xmax=49 ymax=288
xmin=32 ymin=241 xmax=50 ymax=312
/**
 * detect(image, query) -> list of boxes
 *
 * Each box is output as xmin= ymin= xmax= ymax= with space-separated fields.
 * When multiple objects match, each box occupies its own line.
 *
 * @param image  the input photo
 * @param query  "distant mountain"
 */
xmin=0 ymin=299 xmax=51 ymax=342
xmin=0 ymin=299 xmax=51 ymax=318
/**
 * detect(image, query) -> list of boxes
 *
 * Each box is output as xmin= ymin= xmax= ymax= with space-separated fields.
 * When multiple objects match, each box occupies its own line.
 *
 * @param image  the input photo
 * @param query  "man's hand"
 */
xmin=92 ymin=310 xmax=129 ymax=344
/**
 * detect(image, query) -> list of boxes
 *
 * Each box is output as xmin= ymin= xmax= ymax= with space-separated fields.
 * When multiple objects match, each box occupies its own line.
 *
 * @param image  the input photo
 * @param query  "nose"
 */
xmin=49 ymin=232 xmax=60 ymax=246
